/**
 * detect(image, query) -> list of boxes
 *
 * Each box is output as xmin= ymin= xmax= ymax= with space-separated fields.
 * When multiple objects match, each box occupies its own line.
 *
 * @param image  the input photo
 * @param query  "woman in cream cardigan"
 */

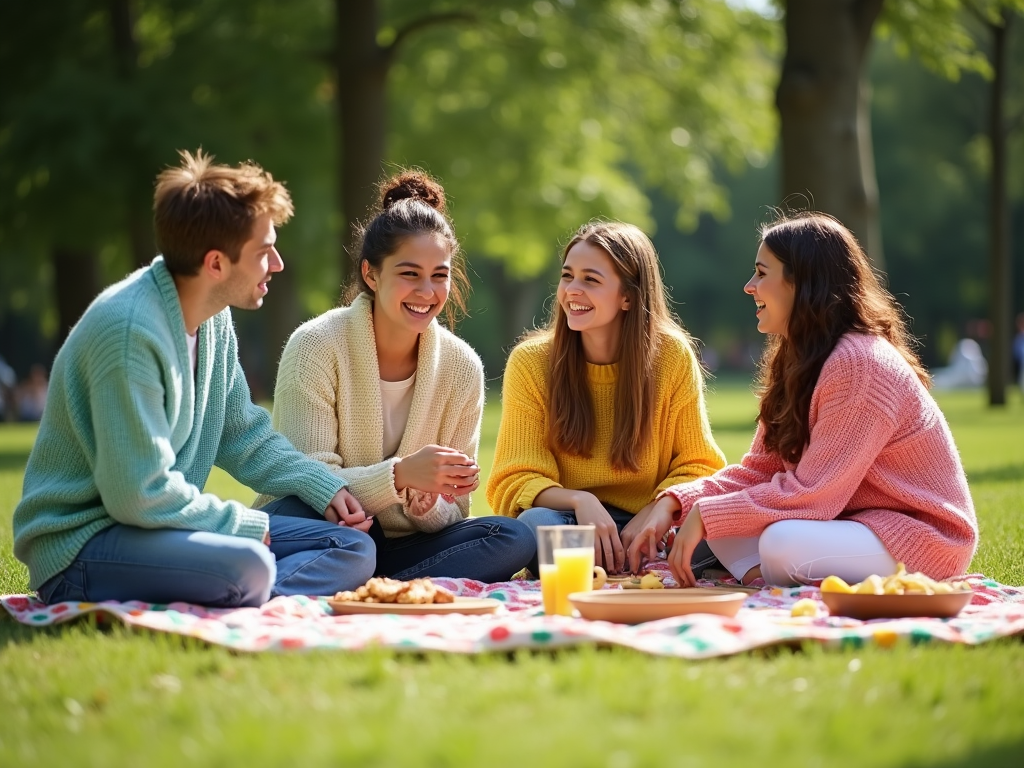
xmin=257 ymin=171 xmax=533 ymax=583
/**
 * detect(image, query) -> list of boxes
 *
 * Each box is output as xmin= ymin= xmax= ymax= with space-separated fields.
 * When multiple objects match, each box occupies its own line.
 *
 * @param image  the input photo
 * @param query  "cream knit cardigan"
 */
xmin=255 ymin=292 xmax=485 ymax=537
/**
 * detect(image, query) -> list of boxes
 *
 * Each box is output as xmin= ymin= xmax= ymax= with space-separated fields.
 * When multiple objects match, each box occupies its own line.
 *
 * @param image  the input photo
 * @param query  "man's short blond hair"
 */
xmin=154 ymin=150 xmax=294 ymax=275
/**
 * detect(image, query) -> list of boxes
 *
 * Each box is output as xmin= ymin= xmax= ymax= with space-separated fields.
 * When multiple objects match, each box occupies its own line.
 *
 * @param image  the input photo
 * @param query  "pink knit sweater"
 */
xmin=663 ymin=333 xmax=978 ymax=579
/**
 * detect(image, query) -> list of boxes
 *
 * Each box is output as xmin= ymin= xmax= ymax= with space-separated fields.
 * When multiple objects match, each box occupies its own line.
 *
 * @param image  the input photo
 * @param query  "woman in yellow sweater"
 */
xmin=258 ymin=171 xmax=534 ymax=583
xmin=487 ymin=222 xmax=726 ymax=575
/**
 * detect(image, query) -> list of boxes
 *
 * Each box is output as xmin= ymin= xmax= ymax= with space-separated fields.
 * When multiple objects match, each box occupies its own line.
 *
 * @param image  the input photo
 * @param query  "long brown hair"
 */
xmin=756 ymin=212 xmax=929 ymax=463
xmin=533 ymin=221 xmax=694 ymax=472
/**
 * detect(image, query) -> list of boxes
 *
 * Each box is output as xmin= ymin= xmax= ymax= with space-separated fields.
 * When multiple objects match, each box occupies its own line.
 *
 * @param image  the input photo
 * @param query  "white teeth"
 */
xmin=568 ymin=302 xmax=592 ymax=312
xmin=405 ymin=304 xmax=431 ymax=314
xmin=755 ymin=302 xmax=765 ymax=310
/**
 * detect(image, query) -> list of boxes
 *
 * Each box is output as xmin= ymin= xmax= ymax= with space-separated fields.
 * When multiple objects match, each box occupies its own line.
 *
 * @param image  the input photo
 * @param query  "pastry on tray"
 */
xmin=332 ymin=577 xmax=455 ymax=605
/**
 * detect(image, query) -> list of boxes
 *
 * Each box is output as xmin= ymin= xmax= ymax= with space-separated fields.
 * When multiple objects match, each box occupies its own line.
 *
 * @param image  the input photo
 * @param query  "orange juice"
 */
xmin=539 ymin=563 xmax=559 ymax=615
xmin=552 ymin=547 xmax=594 ymax=616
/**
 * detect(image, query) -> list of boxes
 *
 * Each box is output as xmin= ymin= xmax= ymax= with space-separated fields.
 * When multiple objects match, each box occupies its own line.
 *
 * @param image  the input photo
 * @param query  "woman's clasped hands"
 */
xmin=394 ymin=444 xmax=480 ymax=516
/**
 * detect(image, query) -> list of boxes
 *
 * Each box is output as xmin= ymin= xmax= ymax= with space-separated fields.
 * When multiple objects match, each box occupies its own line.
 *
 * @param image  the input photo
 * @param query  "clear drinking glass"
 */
xmin=537 ymin=525 xmax=596 ymax=616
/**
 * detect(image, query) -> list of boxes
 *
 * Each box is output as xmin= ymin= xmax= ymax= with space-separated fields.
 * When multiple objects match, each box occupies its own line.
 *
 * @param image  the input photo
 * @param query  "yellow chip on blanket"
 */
xmin=790 ymin=598 xmax=819 ymax=618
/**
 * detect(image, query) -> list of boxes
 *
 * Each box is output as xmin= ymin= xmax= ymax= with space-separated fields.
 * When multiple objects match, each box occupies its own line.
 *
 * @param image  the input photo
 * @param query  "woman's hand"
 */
xmin=325 ymin=488 xmax=374 ymax=532
xmin=573 ymin=492 xmax=625 ymax=574
xmin=667 ymin=502 xmax=706 ymax=587
xmin=394 ymin=445 xmax=480 ymax=496
xmin=406 ymin=490 xmax=440 ymax=517
xmin=622 ymin=495 xmax=681 ymax=574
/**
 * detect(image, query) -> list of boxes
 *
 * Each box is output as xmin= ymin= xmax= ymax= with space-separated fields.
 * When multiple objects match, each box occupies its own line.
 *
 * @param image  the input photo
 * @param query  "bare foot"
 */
xmin=741 ymin=565 xmax=763 ymax=586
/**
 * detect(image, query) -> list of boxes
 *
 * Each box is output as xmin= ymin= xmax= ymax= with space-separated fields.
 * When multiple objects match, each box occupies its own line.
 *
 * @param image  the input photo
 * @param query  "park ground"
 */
xmin=1 ymin=384 xmax=1022 ymax=767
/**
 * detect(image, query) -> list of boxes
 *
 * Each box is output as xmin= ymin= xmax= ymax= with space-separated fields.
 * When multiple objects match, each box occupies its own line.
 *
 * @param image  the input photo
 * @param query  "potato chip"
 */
xmin=823 ymin=563 xmax=971 ymax=597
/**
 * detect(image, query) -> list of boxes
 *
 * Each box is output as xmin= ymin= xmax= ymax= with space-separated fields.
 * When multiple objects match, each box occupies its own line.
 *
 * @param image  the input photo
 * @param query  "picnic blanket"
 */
xmin=3 ymin=565 xmax=1023 ymax=658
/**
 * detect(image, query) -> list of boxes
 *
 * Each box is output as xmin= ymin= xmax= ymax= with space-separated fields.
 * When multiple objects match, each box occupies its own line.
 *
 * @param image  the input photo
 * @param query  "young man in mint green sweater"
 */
xmin=13 ymin=151 xmax=375 ymax=607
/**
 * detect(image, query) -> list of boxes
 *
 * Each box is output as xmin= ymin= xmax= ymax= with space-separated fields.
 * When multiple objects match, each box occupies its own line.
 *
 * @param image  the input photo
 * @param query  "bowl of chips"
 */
xmin=819 ymin=564 xmax=972 ymax=620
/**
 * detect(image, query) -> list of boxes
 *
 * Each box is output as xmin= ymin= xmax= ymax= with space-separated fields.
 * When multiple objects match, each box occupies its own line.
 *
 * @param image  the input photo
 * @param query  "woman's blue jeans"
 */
xmin=37 ymin=497 xmax=376 ymax=607
xmin=268 ymin=496 xmax=535 ymax=583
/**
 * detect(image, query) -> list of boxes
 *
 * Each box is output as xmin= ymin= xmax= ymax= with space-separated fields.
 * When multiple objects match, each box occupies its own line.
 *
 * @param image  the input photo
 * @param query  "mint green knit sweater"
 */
xmin=13 ymin=257 xmax=345 ymax=591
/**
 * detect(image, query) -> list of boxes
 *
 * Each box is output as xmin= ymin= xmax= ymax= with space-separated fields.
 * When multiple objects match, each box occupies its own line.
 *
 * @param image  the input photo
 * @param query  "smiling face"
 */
xmin=744 ymin=242 xmax=795 ymax=337
xmin=363 ymin=233 xmax=451 ymax=336
xmin=557 ymin=240 xmax=629 ymax=340
xmin=221 ymin=212 xmax=283 ymax=310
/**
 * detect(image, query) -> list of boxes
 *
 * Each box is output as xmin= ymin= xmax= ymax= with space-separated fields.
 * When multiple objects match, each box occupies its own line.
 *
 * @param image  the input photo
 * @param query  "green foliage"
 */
xmin=387 ymin=0 xmax=780 ymax=278
xmin=878 ymin=1 xmax=1024 ymax=81
xmin=880 ymin=0 xmax=991 ymax=79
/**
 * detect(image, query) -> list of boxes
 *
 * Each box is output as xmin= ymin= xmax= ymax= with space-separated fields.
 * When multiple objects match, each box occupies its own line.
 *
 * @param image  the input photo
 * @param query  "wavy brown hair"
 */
xmin=756 ymin=212 xmax=929 ymax=463
xmin=531 ymin=221 xmax=695 ymax=472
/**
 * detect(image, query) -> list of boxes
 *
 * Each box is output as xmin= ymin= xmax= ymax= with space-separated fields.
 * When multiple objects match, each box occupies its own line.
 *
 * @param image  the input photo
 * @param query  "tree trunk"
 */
xmin=265 ymin=265 xmax=302 ymax=391
xmin=52 ymin=247 xmax=102 ymax=345
xmin=777 ymin=0 xmax=885 ymax=268
xmin=335 ymin=0 xmax=389 ymax=292
xmin=987 ymin=12 xmax=1012 ymax=407
xmin=110 ymin=0 xmax=154 ymax=268
xmin=476 ymin=260 xmax=549 ymax=374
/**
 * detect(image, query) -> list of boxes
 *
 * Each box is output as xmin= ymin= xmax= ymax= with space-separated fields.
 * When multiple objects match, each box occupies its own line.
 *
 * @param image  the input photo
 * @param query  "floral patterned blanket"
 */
xmin=3 ymin=566 xmax=1022 ymax=658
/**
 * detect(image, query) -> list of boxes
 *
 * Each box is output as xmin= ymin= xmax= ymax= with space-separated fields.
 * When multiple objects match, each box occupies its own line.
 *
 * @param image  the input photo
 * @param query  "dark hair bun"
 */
xmin=379 ymin=171 xmax=447 ymax=215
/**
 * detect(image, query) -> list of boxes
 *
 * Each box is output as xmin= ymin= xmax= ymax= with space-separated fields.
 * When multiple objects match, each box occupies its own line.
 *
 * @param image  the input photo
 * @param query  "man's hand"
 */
xmin=622 ymin=495 xmax=680 ymax=574
xmin=325 ymin=488 xmax=373 ymax=533
xmin=394 ymin=445 xmax=479 ymax=496
xmin=667 ymin=502 xmax=706 ymax=588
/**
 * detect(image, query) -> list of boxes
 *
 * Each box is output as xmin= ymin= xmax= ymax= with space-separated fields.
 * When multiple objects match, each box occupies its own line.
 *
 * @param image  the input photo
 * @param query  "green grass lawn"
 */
xmin=1 ymin=385 xmax=1023 ymax=767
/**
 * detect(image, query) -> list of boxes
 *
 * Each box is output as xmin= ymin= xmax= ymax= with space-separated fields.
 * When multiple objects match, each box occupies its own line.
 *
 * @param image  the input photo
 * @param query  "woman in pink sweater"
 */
xmin=627 ymin=213 xmax=978 ymax=587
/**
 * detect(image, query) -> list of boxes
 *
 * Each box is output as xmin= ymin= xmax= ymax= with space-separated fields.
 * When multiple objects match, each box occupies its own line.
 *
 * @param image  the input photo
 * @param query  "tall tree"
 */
xmin=967 ymin=2 xmax=1023 ymax=405
xmin=777 ymin=0 xmax=885 ymax=264
xmin=0 ymin=0 xmax=336 ymax=362
xmin=384 ymin=0 xmax=779 ymax=359
xmin=333 ymin=0 xmax=472 ymax=285
xmin=776 ymin=0 xmax=995 ymax=267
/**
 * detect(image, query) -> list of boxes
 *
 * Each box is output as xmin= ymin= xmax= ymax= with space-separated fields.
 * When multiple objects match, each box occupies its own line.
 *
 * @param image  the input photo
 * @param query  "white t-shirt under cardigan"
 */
xmin=380 ymin=373 xmax=416 ymax=459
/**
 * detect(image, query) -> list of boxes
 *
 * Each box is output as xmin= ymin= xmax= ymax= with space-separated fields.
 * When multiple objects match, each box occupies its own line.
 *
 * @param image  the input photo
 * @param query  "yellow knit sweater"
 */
xmin=487 ymin=332 xmax=726 ymax=517
xmin=256 ymin=292 xmax=485 ymax=537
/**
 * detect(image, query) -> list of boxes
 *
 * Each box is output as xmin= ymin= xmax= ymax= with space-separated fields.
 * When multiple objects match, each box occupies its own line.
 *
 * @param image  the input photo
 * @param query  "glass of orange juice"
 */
xmin=537 ymin=525 xmax=596 ymax=616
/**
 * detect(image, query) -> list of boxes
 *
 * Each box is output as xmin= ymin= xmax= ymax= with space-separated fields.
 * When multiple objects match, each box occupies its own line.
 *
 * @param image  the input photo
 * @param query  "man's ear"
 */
xmin=361 ymin=259 xmax=377 ymax=292
xmin=202 ymin=249 xmax=229 ymax=281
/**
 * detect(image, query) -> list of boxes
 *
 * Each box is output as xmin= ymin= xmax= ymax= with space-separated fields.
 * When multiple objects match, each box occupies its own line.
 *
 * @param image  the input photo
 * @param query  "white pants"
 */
xmin=708 ymin=519 xmax=897 ymax=586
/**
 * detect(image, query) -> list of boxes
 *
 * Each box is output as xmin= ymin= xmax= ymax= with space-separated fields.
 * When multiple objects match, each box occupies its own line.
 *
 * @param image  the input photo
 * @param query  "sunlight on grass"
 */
xmin=2 ymin=385 xmax=1023 ymax=767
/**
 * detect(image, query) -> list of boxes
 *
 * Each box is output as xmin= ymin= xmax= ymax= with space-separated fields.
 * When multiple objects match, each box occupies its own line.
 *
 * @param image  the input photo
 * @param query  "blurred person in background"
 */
xmin=15 ymin=364 xmax=49 ymax=421
xmin=1013 ymin=313 xmax=1024 ymax=390
xmin=0 ymin=354 xmax=15 ymax=421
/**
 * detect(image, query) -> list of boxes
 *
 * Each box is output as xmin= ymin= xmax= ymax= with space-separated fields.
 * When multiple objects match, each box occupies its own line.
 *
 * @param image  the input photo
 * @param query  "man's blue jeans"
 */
xmin=37 ymin=498 xmax=375 ymax=607
xmin=269 ymin=496 xmax=536 ymax=583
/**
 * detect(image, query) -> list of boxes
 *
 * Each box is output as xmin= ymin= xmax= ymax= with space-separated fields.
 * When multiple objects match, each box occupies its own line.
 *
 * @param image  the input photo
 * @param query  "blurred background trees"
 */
xmin=1 ymin=0 xmax=1021 ymax=403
